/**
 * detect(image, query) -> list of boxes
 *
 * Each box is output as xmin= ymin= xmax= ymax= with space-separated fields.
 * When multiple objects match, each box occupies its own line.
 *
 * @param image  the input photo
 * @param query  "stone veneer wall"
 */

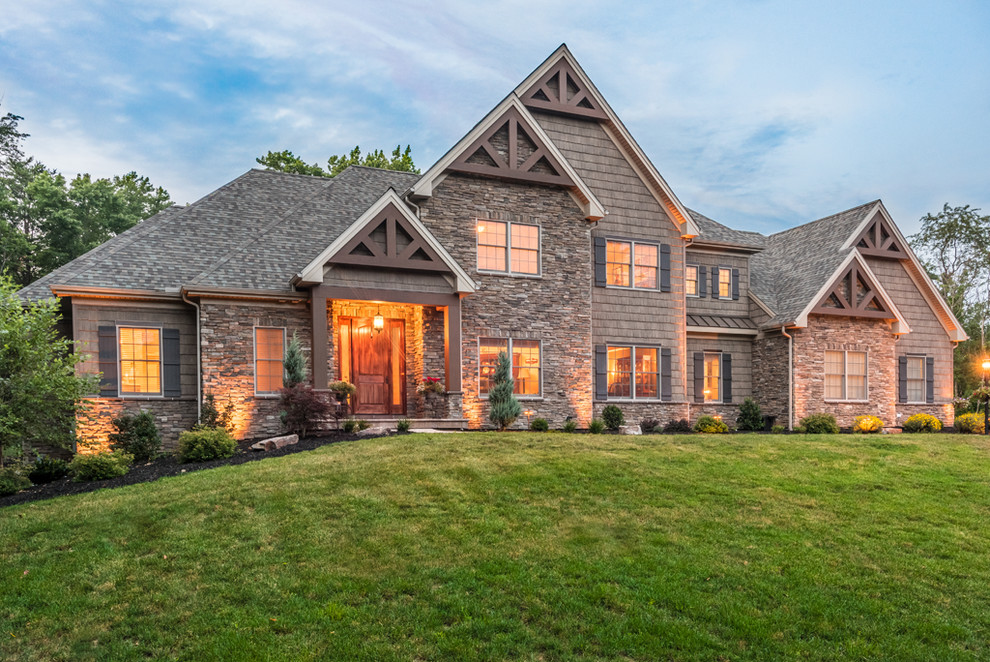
xmin=593 ymin=402 xmax=690 ymax=429
xmin=792 ymin=315 xmax=896 ymax=428
xmin=896 ymin=403 xmax=955 ymax=428
xmin=418 ymin=173 xmax=594 ymax=428
xmin=752 ymin=331 xmax=791 ymax=429
xmin=77 ymin=398 xmax=197 ymax=453
xmin=200 ymin=299 xmax=312 ymax=440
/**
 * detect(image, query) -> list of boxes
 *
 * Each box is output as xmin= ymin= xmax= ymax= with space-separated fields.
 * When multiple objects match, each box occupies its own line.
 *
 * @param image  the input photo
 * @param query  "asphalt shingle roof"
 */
xmin=688 ymin=208 xmax=766 ymax=249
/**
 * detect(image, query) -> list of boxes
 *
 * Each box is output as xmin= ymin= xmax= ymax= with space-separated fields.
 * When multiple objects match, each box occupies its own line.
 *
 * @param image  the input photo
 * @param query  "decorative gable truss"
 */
xmin=810 ymin=256 xmax=903 ymax=326
xmin=852 ymin=210 xmax=907 ymax=259
xmin=520 ymin=58 xmax=607 ymax=120
xmin=448 ymin=106 xmax=575 ymax=188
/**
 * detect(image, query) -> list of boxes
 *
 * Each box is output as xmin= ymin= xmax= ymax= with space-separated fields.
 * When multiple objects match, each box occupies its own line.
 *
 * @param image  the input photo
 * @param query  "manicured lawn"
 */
xmin=2 ymin=432 xmax=990 ymax=661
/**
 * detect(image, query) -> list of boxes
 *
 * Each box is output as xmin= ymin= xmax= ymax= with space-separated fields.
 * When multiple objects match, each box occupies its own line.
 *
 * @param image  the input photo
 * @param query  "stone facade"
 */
xmin=593 ymin=402 xmax=690 ymax=429
xmin=752 ymin=331 xmax=791 ymax=428
xmin=77 ymin=397 xmax=197 ymax=452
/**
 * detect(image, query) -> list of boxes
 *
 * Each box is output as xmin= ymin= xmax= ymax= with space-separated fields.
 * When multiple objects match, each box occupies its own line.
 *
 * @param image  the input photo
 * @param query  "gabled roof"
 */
xmin=688 ymin=208 xmax=766 ymax=251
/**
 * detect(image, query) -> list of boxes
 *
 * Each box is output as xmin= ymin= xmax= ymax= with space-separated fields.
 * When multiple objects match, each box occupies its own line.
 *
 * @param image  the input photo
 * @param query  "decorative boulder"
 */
xmin=618 ymin=425 xmax=642 ymax=435
xmin=250 ymin=434 xmax=299 ymax=451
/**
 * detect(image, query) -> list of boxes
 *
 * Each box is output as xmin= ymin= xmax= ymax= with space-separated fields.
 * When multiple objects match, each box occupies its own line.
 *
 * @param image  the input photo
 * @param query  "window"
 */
xmin=686 ymin=265 xmax=699 ymax=297
xmin=718 ymin=268 xmax=731 ymax=299
xmin=607 ymin=345 xmax=659 ymax=399
xmin=606 ymin=240 xmax=659 ymax=289
xmin=476 ymin=220 xmax=540 ymax=275
xmin=119 ymin=327 xmax=161 ymax=394
xmin=703 ymin=352 xmax=721 ymax=402
xmin=825 ymin=350 xmax=867 ymax=400
xmin=906 ymin=356 xmax=925 ymax=403
xmin=255 ymin=327 xmax=285 ymax=394
xmin=479 ymin=338 xmax=541 ymax=397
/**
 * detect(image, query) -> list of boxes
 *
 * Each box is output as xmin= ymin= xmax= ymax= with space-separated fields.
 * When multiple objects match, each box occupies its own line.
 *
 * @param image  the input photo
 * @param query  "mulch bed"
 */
xmin=1 ymin=430 xmax=392 ymax=509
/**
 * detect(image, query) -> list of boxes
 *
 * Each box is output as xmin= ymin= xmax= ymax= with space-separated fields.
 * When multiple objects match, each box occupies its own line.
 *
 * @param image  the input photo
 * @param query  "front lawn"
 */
xmin=2 ymin=432 xmax=989 ymax=660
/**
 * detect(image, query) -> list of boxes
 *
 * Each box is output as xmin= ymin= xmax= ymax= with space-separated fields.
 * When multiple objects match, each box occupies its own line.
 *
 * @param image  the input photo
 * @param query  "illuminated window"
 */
xmin=825 ymin=350 xmax=867 ymax=400
xmin=607 ymin=345 xmax=659 ymax=399
xmin=686 ymin=265 xmax=699 ymax=297
xmin=255 ymin=327 xmax=285 ymax=394
xmin=479 ymin=338 xmax=541 ymax=397
xmin=906 ymin=356 xmax=925 ymax=403
xmin=607 ymin=240 xmax=659 ymax=289
xmin=476 ymin=220 xmax=540 ymax=275
xmin=606 ymin=240 xmax=631 ymax=287
xmin=119 ymin=327 xmax=161 ymax=394
xmin=704 ymin=353 xmax=721 ymax=402
xmin=718 ymin=268 xmax=731 ymax=299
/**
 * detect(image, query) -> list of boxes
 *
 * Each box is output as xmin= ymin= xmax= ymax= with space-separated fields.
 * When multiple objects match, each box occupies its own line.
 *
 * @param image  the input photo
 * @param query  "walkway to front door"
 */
xmin=341 ymin=317 xmax=406 ymax=415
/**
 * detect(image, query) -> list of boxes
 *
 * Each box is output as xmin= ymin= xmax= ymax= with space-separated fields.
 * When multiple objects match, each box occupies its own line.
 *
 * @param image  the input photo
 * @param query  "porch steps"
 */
xmin=357 ymin=417 xmax=468 ymax=431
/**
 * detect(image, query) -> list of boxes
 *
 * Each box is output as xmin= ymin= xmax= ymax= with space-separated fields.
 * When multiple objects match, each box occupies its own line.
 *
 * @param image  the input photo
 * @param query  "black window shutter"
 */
xmin=595 ymin=345 xmax=608 ymax=400
xmin=711 ymin=267 xmax=719 ymax=299
xmin=698 ymin=266 xmax=707 ymax=297
xmin=660 ymin=244 xmax=671 ymax=292
xmin=594 ymin=237 xmax=607 ymax=287
xmin=661 ymin=347 xmax=672 ymax=401
xmin=731 ymin=268 xmax=740 ymax=300
xmin=693 ymin=352 xmax=705 ymax=402
xmin=722 ymin=353 xmax=733 ymax=403
xmin=163 ymin=328 xmax=181 ymax=397
xmin=926 ymin=356 xmax=935 ymax=404
xmin=898 ymin=356 xmax=908 ymax=403
xmin=98 ymin=326 xmax=118 ymax=397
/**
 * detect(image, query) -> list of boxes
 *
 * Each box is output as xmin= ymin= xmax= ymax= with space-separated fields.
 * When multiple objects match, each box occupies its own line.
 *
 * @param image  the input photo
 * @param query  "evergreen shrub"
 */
xmin=109 ymin=411 xmax=162 ymax=462
xmin=28 ymin=456 xmax=69 ymax=484
xmin=530 ymin=418 xmax=549 ymax=432
xmin=177 ymin=429 xmax=236 ymax=463
xmin=736 ymin=398 xmax=764 ymax=431
xmin=588 ymin=419 xmax=605 ymax=434
xmin=488 ymin=351 xmax=521 ymax=430
xmin=69 ymin=452 xmax=133 ymax=482
xmin=0 ymin=468 xmax=31 ymax=495
xmin=693 ymin=415 xmax=728 ymax=434
xmin=797 ymin=413 xmax=839 ymax=434
xmin=601 ymin=405 xmax=625 ymax=431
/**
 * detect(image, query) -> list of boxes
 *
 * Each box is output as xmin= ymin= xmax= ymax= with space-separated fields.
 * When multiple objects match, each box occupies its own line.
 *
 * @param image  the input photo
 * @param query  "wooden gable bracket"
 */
xmin=520 ymin=58 xmax=608 ymax=120
xmin=812 ymin=260 xmax=895 ymax=319
xmin=853 ymin=212 xmax=908 ymax=259
xmin=447 ymin=106 xmax=575 ymax=188
xmin=329 ymin=202 xmax=449 ymax=272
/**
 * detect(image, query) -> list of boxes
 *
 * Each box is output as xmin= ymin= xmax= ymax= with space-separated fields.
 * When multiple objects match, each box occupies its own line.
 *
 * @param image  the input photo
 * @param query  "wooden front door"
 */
xmin=347 ymin=317 xmax=405 ymax=415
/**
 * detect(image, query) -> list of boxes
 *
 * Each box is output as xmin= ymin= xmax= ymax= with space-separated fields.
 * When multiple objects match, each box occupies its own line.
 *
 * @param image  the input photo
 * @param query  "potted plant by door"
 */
xmin=417 ymin=377 xmax=447 ymax=418
xmin=328 ymin=380 xmax=356 ymax=426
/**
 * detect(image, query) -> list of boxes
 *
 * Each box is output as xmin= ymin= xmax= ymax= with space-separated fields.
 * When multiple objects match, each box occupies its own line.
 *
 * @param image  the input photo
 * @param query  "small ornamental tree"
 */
xmin=488 ymin=351 xmax=521 ymax=431
xmin=283 ymin=332 xmax=307 ymax=387
xmin=736 ymin=398 xmax=764 ymax=431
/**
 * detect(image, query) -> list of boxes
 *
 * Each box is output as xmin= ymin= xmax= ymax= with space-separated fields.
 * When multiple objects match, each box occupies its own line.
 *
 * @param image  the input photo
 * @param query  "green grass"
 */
xmin=3 ymin=432 xmax=990 ymax=661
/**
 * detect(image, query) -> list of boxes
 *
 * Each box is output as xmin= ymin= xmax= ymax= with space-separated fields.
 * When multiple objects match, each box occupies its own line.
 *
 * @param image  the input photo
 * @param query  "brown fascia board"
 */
xmin=49 ymin=284 xmax=185 ymax=302
xmin=181 ymin=286 xmax=309 ymax=303
xmin=688 ymin=239 xmax=764 ymax=254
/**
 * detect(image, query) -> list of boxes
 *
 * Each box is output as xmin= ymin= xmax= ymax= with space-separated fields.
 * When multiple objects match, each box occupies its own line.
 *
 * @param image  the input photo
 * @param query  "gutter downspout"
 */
xmin=182 ymin=290 xmax=202 ymax=424
xmin=781 ymin=326 xmax=793 ymax=430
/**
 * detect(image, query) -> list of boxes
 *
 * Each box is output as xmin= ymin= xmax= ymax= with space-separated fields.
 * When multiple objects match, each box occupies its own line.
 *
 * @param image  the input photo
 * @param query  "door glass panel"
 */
xmin=339 ymin=322 xmax=351 ymax=384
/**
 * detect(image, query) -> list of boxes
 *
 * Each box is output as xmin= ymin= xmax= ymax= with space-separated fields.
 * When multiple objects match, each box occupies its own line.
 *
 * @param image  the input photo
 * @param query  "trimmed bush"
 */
xmin=69 ymin=452 xmax=133 ymax=482
xmin=28 ymin=456 xmax=70 ymax=484
xmin=562 ymin=420 xmax=577 ymax=433
xmin=663 ymin=418 xmax=692 ymax=434
xmin=693 ymin=415 xmax=728 ymax=434
xmin=736 ymin=398 xmax=764 ymax=431
xmin=108 ymin=410 xmax=162 ymax=462
xmin=640 ymin=418 xmax=660 ymax=434
xmin=530 ymin=418 xmax=549 ymax=432
xmin=177 ymin=429 xmax=237 ymax=463
xmin=771 ymin=424 xmax=786 ymax=434
xmin=601 ymin=405 xmax=625 ymax=431
xmin=357 ymin=419 xmax=370 ymax=431
xmin=902 ymin=413 xmax=942 ymax=433
xmin=797 ymin=413 xmax=839 ymax=434
xmin=955 ymin=412 xmax=985 ymax=434
xmin=342 ymin=419 xmax=358 ymax=434
xmin=853 ymin=415 xmax=884 ymax=434
xmin=396 ymin=419 xmax=411 ymax=433
xmin=588 ymin=419 xmax=605 ymax=434
xmin=0 ymin=468 xmax=31 ymax=496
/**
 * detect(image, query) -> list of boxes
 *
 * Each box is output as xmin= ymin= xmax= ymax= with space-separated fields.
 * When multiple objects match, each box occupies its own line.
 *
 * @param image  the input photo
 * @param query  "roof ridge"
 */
xmin=768 ymin=199 xmax=880 ymax=239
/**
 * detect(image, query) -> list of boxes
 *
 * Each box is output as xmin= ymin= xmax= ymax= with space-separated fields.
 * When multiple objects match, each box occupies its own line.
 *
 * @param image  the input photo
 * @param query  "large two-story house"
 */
xmin=20 ymin=45 xmax=965 ymax=447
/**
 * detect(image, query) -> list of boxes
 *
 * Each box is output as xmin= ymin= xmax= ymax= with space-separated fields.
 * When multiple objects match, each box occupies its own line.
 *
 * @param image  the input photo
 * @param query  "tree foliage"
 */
xmin=256 ymin=145 xmax=419 ymax=178
xmin=283 ymin=332 xmax=307 ymax=388
xmin=487 ymin=351 xmax=521 ymax=431
xmin=0 ymin=107 xmax=172 ymax=286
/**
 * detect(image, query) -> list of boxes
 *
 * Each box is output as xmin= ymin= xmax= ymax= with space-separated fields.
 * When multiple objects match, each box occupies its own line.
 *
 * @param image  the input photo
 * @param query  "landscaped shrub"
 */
xmin=663 ymin=418 xmax=692 ymax=434
xmin=279 ymin=384 xmax=333 ymax=437
xmin=0 ymin=467 xmax=31 ymax=495
xmin=852 ymin=415 xmax=884 ymax=434
xmin=796 ymin=413 xmax=839 ymax=434
xmin=197 ymin=392 xmax=235 ymax=432
xmin=28 ymin=456 xmax=70 ymax=484
xmin=283 ymin=331 xmax=307 ymax=387
xmin=108 ymin=411 xmax=162 ymax=462
xmin=356 ymin=419 xmax=370 ymax=431
xmin=601 ymin=405 xmax=625 ymax=431
xmin=530 ymin=417 xmax=549 ymax=432
xmin=588 ymin=419 xmax=605 ymax=434
xmin=902 ymin=413 xmax=942 ymax=433
xmin=396 ymin=419 xmax=411 ymax=433
xmin=342 ymin=419 xmax=358 ymax=434
xmin=488 ymin=351 xmax=521 ymax=430
xmin=954 ymin=412 xmax=985 ymax=434
xmin=177 ymin=429 xmax=237 ymax=463
xmin=736 ymin=398 xmax=764 ymax=431
xmin=640 ymin=418 xmax=660 ymax=434
xmin=693 ymin=415 xmax=728 ymax=434
xmin=562 ymin=420 xmax=577 ymax=433
xmin=69 ymin=452 xmax=133 ymax=482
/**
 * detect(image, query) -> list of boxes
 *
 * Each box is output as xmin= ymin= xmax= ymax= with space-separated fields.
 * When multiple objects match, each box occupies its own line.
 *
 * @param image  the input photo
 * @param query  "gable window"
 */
xmin=686 ymin=265 xmax=699 ymax=297
xmin=718 ymin=268 xmax=731 ymax=299
xmin=255 ymin=327 xmax=286 ymax=394
xmin=906 ymin=356 xmax=925 ymax=403
xmin=479 ymin=338 xmax=541 ymax=397
xmin=119 ymin=327 xmax=161 ymax=394
xmin=606 ymin=240 xmax=659 ymax=289
xmin=703 ymin=352 xmax=721 ymax=402
xmin=825 ymin=350 xmax=867 ymax=401
xmin=606 ymin=345 xmax=659 ymax=399
xmin=477 ymin=220 xmax=540 ymax=275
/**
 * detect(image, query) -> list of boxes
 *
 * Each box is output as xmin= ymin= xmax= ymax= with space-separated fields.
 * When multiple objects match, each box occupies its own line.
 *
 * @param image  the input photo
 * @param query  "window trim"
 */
xmin=605 ymin=344 xmax=662 ymax=401
xmin=117 ymin=325 xmax=164 ymax=398
xmin=475 ymin=218 xmax=542 ymax=278
xmin=716 ymin=266 xmax=732 ymax=300
xmin=686 ymin=264 xmax=700 ymax=298
xmin=254 ymin=326 xmax=287 ymax=397
xmin=605 ymin=238 xmax=661 ymax=290
xmin=477 ymin=337 xmax=543 ymax=399
xmin=703 ymin=351 xmax=723 ymax=404
xmin=824 ymin=349 xmax=869 ymax=402
xmin=905 ymin=354 xmax=927 ymax=405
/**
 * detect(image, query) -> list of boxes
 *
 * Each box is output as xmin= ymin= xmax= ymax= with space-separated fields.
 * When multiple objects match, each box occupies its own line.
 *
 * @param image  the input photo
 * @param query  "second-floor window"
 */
xmin=606 ymin=240 xmax=659 ymax=289
xmin=718 ymin=268 xmax=731 ymax=299
xmin=686 ymin=265 xmax=699 ymax=297
xmin=477 ymin=220 xmax=540 ymax=275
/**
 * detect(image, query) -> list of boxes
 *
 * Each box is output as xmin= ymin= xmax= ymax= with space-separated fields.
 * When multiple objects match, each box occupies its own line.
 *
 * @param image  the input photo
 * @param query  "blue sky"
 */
xmin=2 ymin=1 xmax=988 ymax=236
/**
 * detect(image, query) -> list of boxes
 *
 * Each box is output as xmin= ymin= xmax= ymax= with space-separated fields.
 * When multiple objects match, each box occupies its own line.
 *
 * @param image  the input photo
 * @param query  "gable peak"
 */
xmin=520 ymin=55 xmax=607 ymax=120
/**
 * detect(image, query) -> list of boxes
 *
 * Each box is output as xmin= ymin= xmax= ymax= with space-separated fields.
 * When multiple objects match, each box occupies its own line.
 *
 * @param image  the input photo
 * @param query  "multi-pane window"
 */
xmin=718 ymin=268 xmax=731 ymax=299
xmin=119 ymin=327 xmax=161 ymax=394
xmin=606 ymin=240 xmax=659 ymax=289
xmin=476 ymin=220 xmax=540 ymax=275
xmin=825 ymin=350 xmax=867 ymax=400
xmin=255 ymin=327 xmax=285 ymax=394
xmin=479 ymin=338 xmax=541 ymax=396
xmin=906 ymin=356 xmax=926 ymax=403
xmin=607 ymin=345 xmax=659 ymax=399
xmin=703 ymin=352 xmax=721 ymax=402
xmin=686 ymin=265 xmax=699 ymax=297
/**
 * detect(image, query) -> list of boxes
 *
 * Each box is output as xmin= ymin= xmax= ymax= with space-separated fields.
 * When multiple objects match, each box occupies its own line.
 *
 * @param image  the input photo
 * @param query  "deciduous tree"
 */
xmin=256 ymin=145 xmax=419 ymax=178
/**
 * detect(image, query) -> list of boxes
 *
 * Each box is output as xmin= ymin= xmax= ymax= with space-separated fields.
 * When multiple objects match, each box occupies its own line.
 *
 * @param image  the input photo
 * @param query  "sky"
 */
xmin=1 ymin=0 xmax=988 ymax=236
